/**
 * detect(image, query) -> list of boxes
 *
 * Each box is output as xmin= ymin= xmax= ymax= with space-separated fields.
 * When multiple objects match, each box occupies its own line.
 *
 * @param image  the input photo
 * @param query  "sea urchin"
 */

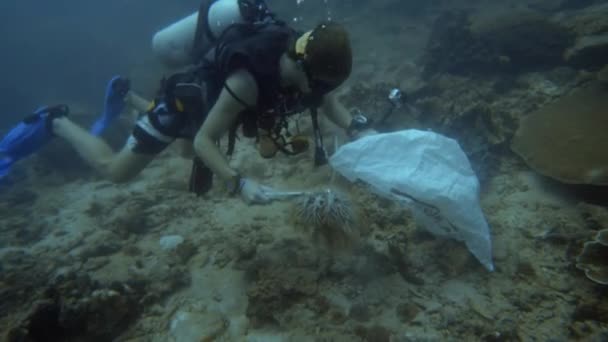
xmin=294 ymin=189 xmax=357 ymax=249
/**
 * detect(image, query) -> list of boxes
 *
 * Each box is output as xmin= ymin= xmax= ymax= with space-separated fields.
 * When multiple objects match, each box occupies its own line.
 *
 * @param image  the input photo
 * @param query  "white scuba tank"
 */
xmin=152 ymin=0 xmax=248 ymax=68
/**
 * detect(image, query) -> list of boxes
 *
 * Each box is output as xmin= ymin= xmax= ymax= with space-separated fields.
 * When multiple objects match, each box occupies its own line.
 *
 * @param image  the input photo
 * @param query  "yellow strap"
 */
xmin=146 ymin=101 xmax=156 ymax=111
xmin=175 ymin=98 xmax=185 ymax=112
xmin=295 ymin=30 xmax=313 ymax=56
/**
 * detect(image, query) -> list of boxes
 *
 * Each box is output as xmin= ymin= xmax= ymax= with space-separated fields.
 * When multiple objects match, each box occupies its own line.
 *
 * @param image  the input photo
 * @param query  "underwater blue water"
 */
xmin=0 ymin=1 xmax=607 ymax=340
xmin=0 ymin=0 xmax=200 ymax=123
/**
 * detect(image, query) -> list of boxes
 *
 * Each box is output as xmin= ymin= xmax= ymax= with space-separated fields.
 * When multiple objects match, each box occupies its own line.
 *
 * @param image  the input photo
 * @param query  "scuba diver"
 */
xmin=1 ymin=0 xmax=374 ymax=204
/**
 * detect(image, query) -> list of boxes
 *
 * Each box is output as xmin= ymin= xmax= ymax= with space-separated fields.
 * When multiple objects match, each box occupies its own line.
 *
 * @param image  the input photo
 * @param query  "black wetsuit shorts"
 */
xmin=126 ymin=101 xmax=200 ymax=155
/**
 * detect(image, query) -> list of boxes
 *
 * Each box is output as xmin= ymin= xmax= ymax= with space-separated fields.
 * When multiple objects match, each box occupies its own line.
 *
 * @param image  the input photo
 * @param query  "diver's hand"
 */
xmin=346 ymin=112 xmax=376 ymax=140
xmin=239 ymin=178 xmax=274 ymax=204
xmin=352 ymin=128 xmax=378 ymax=140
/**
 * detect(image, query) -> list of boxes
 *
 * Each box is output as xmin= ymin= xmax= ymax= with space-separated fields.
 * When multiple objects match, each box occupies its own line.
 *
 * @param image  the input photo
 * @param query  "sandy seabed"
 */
xmin=1 ymin=130 xmax=606 ymax=341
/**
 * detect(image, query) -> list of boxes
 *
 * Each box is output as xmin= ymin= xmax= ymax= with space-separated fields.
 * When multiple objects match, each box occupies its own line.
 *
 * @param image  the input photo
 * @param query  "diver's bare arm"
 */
xmin=194 ymin=69 xmax=258 ymax=181
xmin=320 ymin=93 xmax=352 ymax=130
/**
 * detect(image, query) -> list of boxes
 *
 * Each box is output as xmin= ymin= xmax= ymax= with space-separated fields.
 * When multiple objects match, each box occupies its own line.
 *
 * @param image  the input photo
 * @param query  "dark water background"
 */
xmin=0 ymin=0 xmax=367 ymax=127
xmin=0 ymin=0 xmax=203 ymax=121
xmin=0 ymin=0 xmax=207 ymax=125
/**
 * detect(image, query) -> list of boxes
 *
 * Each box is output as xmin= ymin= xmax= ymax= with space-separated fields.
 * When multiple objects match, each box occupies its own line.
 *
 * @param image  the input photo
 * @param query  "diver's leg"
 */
xmin=122 ymin=91 xmax=151 ymax=125
xmin=52 ymin=117 xmax=155 ymax=182
xmin=126 ymin=91 xmax=152 ymax=113
xmin=175 ymin=139 xmax=195 ymax=159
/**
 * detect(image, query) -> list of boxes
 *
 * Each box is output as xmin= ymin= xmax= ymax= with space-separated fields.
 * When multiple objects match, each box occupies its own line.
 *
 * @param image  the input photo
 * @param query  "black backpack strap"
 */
xmin=239 ymin=0 xmax=275 ymax=22
xmin=223 ymin=81 xmax=259 ymax=156
xmin=227 ymin=124 xmax=239 ymax=156
xmin=223 ymin=82 xmax=253 ymax=109
xmin=310 ymin=107 xmax=328 ymax=166
xmin=159 ymin=72 xmax=205 ymax=113
xmin=189 ymin=156 xmax=214 ymax=196
xmin=192 ymin=0 xmax=216 ymax=61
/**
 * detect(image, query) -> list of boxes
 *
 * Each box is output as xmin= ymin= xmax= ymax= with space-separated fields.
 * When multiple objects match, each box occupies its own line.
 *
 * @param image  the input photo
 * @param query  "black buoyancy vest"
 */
xmin=181 ymin=22 xmax=306 ymax=155
xmin=201 ymin=23 xmax=296 ymax=115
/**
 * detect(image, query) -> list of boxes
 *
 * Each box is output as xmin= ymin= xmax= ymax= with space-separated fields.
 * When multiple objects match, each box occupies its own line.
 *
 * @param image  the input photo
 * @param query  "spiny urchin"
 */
xmin=294 ymin=189 xmax=357 ymax=248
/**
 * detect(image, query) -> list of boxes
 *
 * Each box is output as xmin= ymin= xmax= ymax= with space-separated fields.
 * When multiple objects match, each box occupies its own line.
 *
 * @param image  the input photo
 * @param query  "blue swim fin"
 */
xmin=90 ymin=76 xmax=130 ymax=136
xmin=0 ymin=157 xmax=13 ymax=178
xmin=0 ymin=105 xmax=69 ymax=179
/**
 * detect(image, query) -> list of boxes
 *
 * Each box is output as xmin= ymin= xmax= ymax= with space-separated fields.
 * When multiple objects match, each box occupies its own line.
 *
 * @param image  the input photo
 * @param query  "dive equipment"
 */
xmin=377 ymin=87 xmax=406 ymax=128
xmin=152 ymin=0 xmax=272 ymax=67
xmin=388 ymin=88 xmax=404 ymax=108
xmin=189 ymin=156 xmax=214 ymax=195
xmin=310 ymin=107 xmax=328 ymax=166
xmin=0 ymin=105 xmax=69 ymax=178
xmin=347 ymin=111 xmax=372 ymax=138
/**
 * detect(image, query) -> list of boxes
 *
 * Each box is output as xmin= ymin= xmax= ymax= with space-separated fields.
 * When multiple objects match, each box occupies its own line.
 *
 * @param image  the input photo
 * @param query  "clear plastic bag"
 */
xmin=330 ymin=130 xmax=494 ymax=271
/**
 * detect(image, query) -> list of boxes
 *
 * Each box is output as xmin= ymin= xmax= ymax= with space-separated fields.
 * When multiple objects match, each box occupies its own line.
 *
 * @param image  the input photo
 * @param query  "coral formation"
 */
xmin=531 ymin=0 xmax=606 ymax=12
xmin=560 ymin=3 xmax=608 ymax=69
xmin=422 ymin=11 xmax=495 ymax=76
xmin=512 ymin=82 xmax=608 ymax=185
xmin=561 ymin=2 xmax=608 ymax=36
xmin=5 ymin=272 xmax=140 ymax=341
xmin=565 ymin=32 xmax=608 ymax=69
xmin=597 ymin=64 xmax=608 ymax=84
xmin=576 ymin=229 xmax=608 ymax=285
xmin=169 ymin=310 xmax=229 ymax=342
xmin=472 ymin=12 xmax=575 ymax=70
xmin=423 ymin=11 xmax=574 ymax=77
xmin=106 ymin=197 xmax=153 ymax=237
xmin=354 ymin=324 xmax=392 ymax=342
xmin=0 ymin=213 xmax=191 ymax=341
xmin=244 ymin=240 xmax=321 ymax=327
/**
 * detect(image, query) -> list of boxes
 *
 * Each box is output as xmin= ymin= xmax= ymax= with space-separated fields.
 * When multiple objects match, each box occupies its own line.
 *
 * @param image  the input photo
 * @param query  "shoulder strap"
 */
xmin=223 ymin=82 xmax=254 ymax=109
xmin=224 ymin=80 xmax=257 ymax=157
xmin=191 ymin=0 xmax=218 ymax=61
xmin=309 ymin=107 xmax=328 ymax=166
xmin=192 ymin=0 xmax=278 ymax=63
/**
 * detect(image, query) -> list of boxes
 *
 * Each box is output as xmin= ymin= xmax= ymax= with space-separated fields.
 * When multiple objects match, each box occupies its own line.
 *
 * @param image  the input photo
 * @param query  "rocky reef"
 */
xmin=576 ymin=229 xmax=608 ymax=285
xmin=241 ymin=239 xmax=322 ymax=327
xmin=341 ymin=2 xmax=608 ymax=187
xmin=0 ymin=186 xmax=192 ymax=341
xmin=512 ymin=82 xmax=608 ymax=185
xmin=5 ymin=272 xmax=141 ymax=342
xmin=561 ymin=3 xmax=608 ymax=69
xmin=422 ymin=10 xmax=575 ymax=77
